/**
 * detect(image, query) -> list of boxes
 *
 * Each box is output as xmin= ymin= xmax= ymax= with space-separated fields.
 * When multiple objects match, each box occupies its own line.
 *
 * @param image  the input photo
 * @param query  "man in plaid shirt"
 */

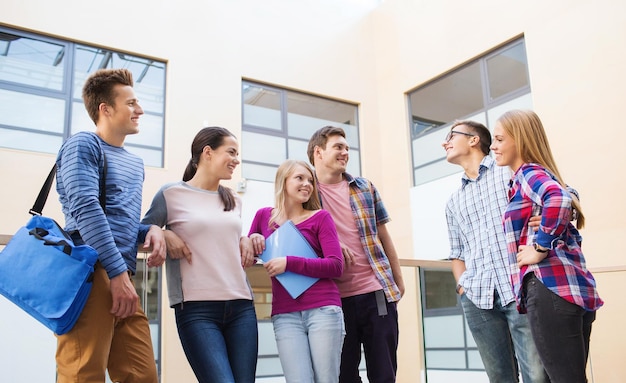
xmin=442 ymin=120 xmax=548 ymax=383
xmin=308 ymin=126 xmax=404 ymax=383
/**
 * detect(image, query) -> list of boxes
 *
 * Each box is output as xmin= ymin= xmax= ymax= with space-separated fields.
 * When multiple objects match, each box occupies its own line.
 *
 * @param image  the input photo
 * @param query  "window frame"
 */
xmin=241 ymin=80 xmax=361 ymax=182
xmin=0 ymin=26 xmax=167 ymax=168
xmin=407 ymin=38 xmax=530 ymax=186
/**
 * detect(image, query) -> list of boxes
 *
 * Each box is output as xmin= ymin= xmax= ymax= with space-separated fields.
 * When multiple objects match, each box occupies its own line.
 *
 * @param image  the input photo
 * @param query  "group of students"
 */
xmin=54 ymin=67 xmax=403 ymax=383
xmin=52 ymin=67 xmax=601 ymax=383
xmin=444 ymin=113 xmax=602 ymax=383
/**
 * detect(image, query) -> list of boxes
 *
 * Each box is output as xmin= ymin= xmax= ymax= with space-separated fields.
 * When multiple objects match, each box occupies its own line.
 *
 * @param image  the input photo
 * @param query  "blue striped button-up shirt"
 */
xmin=445 ymin=156 xmax=514 ymax=309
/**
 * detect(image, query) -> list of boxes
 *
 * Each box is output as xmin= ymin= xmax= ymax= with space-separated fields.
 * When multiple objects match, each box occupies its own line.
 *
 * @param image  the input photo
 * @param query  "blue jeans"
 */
xmin=340 ymin=290 xmax=399 ymax=383
xmin=272 ymin=305 xmax=345 ymax=383
xmin=174 ymin=300 xmax=258 ymax=383
xmin=523 ymin=273 xmax=595 ymax=383
xmin=461 ymin=290 xmax=549 ymax=383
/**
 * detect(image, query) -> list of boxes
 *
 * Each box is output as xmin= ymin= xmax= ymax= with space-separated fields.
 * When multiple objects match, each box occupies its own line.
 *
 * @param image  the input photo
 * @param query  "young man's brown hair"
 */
xmin=82 ymin=68 xmax=134 ymax=124
xmin=306 ymin=125 xmax=346 ymax=165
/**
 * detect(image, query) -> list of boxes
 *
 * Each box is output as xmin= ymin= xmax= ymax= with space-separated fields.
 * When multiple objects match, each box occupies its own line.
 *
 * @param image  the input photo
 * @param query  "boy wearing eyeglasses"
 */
xmin=442 ymin=120 xmax=549 ymax=383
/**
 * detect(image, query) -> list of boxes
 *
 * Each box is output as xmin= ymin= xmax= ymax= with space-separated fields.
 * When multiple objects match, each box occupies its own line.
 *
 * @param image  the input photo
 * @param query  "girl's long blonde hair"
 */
xmin=497 ymin=110 xmax=585 ymax=229
xmin=269 ymin=160 xmax=321 ymax=230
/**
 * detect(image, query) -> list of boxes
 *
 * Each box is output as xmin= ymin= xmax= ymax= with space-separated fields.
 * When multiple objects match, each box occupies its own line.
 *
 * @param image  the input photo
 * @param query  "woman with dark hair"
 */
xmin=142 ymin=127 xmax=258 ymax=383
xmin=491 ymin=110 xmax=602 ymax=383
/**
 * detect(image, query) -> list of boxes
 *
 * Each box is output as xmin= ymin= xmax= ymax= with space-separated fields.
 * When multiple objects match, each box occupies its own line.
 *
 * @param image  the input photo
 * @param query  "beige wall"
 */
xmin=371 ymin=1 xmax=626 ymax=382
xmin=2 ymin=0 xmax=625 ymax=382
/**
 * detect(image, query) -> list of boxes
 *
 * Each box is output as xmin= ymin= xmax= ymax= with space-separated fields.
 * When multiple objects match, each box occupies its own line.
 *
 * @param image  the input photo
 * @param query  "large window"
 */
xmin=133 ymin=257 xmax=162 ymax=379
xmin=0 ymin=27 xmax=166 ymax=167
xmin=407 ymin=38 xmax=532 ymax=186
xmin=242 ymin=81 xmax=360 ymax=182
xmin=420 ymin=268 xmax=483 ymax=377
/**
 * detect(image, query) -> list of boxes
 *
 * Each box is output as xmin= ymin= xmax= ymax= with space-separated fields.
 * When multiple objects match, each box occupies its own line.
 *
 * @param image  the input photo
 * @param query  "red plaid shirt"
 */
xmin=503 ymin=163 xmax=603 ymax=313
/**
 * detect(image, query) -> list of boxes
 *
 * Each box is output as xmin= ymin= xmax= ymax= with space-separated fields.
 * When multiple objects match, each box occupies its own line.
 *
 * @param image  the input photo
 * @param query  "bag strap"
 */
xmin=29 ymin=148 xmax=108 ymax=216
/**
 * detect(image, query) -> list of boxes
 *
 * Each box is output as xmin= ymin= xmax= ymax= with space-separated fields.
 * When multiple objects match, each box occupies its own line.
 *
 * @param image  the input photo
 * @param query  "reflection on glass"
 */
xmin=0 ymin=89 xmax=65 ymax=133
xmin=409 ymin=62 xmax=483 ymax=138
xmin=242 ymin=81 xmax=361 ymax=180
xmin=0 ymin=27 xmax=167 ymax=171
xmin=0 ymin=32 xmax=65 ymax=90
xmin=243 ymin=84 xmax=281 ymax=130
xmin=487 ymin=42 xmax=529 ymax=100
xmin=423 ymin=269 xmax=457 ymax=310
xmin=73 ymin=45 xmax=166 ymax=114
xmin=133 ymin=258 xmax=160 ymax=322
xmin=287 ymin=90 xmax=357 ymax=127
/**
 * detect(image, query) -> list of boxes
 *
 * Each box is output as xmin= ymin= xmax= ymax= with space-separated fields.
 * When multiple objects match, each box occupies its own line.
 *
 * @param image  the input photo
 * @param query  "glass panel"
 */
xmin=258 ymin=321 xmax=278 ymax=355
xmin=243 ymin=162 xmax=279 ymax=183
xmin=487 ymin=42 xmax=529 ymax=100
xmin=0 ymin=127 xmax=63 ymax=153
xmin=465 ymin=321 xmax=477 ymax=347
xmin=287 ymin=113 xmax=360 ymax=149
xmin=71 ymin=101 xmax=96 ymax=135
xmin=413 ymin=158 xmax=459 ymax=186
xmin=125 ymin=146 xmax=163 ymax=168
xmin=243 ymin=84 xmax=281 ymax=130
xmin=125 ymin=113 xmax=164 ymax=148
xmin=132 ymin=261 xmax=160 ymax=321
xmin=412 ymin=128 xmax=450 ymax=166
xmin=0 ymin=89 xmax=65 ymax=133
xmin=465 ymin=111 xmax=487 ymax=126
xmin=149 ymin=323 xmax=160 ymax=360
xmin=423 ymin=270 xmax=458 ymax=310
xmin=424 ymin=315 xmax=465 ymax=348
xmin=287 ymin=139 xmax=311 ymax=163
xmin=72 ymin=45 xmax=166 ymax=114
xmin=287 ymin=91 xmax=357 ymax=127
xmin=287 ymin=113 xmax=340 ymax=140
xmin=242 ymin=132 xmax=286 ymax=165
xmin=286 ymin=90 xmax=358 ymax=145
xmin=341 ymin=123 xmax=360 ymax=149
xmin=0 ymin=32 xmax=65 ymax=90
xmin=346 ymin=149 xmax=361 ymax=176
xmin=425 ymin=350 xmax=467 ymax=369
xmin=486 ymin=93 xmax=533 ymax=129
xmin=256 ymin=357 xmax=283 ymax=378
xmin=242 ymin=82 xmax=360 ymax=180
xmin=467 ymin=350 xmax=485 ymax=369
xmin=409 ymin=62 xmax=483 ymax=138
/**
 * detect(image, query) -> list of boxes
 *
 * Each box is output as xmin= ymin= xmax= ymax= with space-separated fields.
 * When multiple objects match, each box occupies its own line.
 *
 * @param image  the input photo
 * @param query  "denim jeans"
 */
xmin=461 ymin=290 xmax=549 ymax=383
xmin=272 ymin=305 xmax=345 ymax=383
xmin=340 ymin=291 xmax=399 ymax=383
xmin=523 ymin=273 xmax=596 ymax=383
xmin=174 ymin=300 xmax=258 ymax=383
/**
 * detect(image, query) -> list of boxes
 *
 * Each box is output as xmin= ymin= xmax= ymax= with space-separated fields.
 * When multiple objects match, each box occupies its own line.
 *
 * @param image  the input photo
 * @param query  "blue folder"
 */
xmin=260 ymin=220 xmax=320 ymax=299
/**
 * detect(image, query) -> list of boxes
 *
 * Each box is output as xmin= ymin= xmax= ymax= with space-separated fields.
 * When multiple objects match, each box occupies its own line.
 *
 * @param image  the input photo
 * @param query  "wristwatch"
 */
xmin=533 ymin=243 xmax=549 ymax=253
xmin=455 ymin=284 xmax=463 ymax=294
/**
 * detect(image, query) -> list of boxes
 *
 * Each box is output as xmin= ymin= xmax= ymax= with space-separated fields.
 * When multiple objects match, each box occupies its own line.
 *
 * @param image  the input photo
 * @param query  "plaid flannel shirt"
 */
xmin=504 ymin=163 xmax=603 ymax=312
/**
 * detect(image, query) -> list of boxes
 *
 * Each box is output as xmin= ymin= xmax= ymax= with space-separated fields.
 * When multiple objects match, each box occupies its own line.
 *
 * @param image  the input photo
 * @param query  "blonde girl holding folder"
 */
xmin=249 ymin=159 xmax=345 ymax=383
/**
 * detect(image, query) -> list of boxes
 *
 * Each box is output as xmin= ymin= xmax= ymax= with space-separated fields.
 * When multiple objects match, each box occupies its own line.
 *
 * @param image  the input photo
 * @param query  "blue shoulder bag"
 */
xmin=0 ymin=155 xmax=106 ymax=335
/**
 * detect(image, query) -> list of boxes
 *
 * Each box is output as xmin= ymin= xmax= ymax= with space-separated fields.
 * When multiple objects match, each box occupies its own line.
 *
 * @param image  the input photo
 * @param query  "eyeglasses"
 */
xmin=445 ymin=130 xmax=475 ymax=143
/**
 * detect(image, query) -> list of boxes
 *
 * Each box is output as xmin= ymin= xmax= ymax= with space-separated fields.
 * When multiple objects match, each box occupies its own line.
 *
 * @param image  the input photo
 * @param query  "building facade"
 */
xmin=1 ymin=1 xmax=625 ymax=382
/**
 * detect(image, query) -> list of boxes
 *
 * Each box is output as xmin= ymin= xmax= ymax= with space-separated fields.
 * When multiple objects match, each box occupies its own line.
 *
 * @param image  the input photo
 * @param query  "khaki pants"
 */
xmin=56 ymin=266 xmax=158 ymax=383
